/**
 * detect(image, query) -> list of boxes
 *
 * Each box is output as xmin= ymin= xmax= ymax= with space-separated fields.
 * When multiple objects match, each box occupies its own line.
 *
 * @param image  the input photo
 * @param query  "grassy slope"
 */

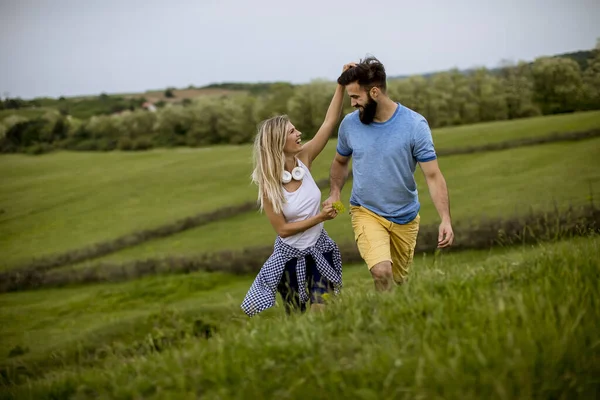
xmin=1 ymin=110 xmax=599 ymax=269
xmin=0 ymin=145 xmax=257 ymax=270
xmin=1 ymin=236 xmax=598 ymax=399
xmin=428 ymin=109 xmax=600 ymax=148
xmin=0 ymin=108 xmax=55 ymax=123
xmin=63 ymin=137 xmax=600 ymax=268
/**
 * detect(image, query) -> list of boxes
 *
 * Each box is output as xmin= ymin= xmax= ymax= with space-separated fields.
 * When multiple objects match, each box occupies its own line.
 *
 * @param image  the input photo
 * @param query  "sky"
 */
xmin=1 ymin=0 xmax=599 ymax=99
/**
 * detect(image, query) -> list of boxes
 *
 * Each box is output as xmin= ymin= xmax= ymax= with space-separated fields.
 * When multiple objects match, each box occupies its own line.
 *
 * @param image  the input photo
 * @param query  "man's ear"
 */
xmin=370 ymin=87 xmax=379 ymax=99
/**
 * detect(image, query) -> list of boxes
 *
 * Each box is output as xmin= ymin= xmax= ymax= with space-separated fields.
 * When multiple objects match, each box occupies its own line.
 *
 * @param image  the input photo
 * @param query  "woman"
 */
xmin=241 ymin=63 xmax=354 ymax=317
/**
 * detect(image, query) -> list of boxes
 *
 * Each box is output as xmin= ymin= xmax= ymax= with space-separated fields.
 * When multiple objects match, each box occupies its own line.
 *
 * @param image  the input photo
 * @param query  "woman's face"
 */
xmin=282 ymin=121 xmax=302 ymax=155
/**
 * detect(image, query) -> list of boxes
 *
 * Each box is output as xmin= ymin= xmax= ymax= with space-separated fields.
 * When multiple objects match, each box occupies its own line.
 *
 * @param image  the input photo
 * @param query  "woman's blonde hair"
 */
xmin=251 ymin=115 xmax=290 ymax=214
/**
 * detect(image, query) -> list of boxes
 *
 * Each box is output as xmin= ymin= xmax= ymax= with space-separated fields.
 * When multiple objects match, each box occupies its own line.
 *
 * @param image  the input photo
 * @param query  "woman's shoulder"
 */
xmin=296 ymin=157 xmax=314 ymax=176
xmin=296 ymin=157 xmax=308 ymax=169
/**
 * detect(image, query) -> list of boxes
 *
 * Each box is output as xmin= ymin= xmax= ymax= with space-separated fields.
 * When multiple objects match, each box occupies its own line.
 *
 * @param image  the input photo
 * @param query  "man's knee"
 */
xmin=370 ymin=261 xmax=393 ymax=280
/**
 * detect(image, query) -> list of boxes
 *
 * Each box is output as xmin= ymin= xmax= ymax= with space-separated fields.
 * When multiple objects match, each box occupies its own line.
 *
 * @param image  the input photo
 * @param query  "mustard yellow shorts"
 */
xmin=350 ymin=205 xmax=420 ymax=283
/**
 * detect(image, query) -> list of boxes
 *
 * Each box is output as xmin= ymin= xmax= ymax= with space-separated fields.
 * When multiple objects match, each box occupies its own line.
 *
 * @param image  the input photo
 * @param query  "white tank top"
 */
xmin=281 ymin=159 xmax=323 ymax=249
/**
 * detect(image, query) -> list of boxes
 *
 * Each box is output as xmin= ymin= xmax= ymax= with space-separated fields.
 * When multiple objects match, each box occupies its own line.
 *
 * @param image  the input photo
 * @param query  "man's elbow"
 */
xmin=425 ymin=169 xmax=445 ymax=182
xmin=334 ymin=154 xmax=350 ymax=167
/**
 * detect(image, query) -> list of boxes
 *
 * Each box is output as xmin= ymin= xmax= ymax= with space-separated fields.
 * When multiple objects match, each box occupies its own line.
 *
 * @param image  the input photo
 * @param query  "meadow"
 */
xmin=1 ymin=111 xmax=599 ymax=399
xmin=1 ymin=237 xmax=598 ymax=399
xmin=58 ymin=136 xmax=600 ymax=269
xmin=1 ymin=110 xmax=600 ymax=270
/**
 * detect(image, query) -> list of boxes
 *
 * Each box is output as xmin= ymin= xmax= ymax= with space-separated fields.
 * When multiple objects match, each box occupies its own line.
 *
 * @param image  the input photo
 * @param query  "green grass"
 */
xmin=0 ymin=145 xmax=258 ymax=270
xmin=0 ymin=108 xmax=55 ymax=123
xmin=429 ymin=109 xmax=600 ymax=149
xmin=0 ymin=270 xmax=245 ymax=371
xmin=1 ymin=111 xmax=599 ymax=270
xmin=1 ymin=236 xmax=598 ymax=399
xmin=0 ymin=96 xmax=146 ymax=121
xmin=63 ymin=137 xmax=600 ymax=268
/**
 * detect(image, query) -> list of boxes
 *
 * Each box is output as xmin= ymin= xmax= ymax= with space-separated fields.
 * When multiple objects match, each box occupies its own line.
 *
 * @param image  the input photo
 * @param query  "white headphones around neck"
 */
xmin=282 ymin=166 xmax=305 ymax=184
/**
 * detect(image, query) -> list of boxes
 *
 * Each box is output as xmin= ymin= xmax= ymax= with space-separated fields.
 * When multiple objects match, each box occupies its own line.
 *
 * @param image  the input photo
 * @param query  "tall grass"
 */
xmin=1 ymin=236 xmax=598 ymax=399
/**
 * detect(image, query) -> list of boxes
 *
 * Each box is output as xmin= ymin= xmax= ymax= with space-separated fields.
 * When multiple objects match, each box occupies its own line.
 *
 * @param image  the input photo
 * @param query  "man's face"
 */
xmin=346 ymin=82 xmax=377 ymax=124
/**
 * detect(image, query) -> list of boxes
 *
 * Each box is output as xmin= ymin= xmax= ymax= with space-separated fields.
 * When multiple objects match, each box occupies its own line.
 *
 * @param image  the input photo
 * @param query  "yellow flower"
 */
xmin=332 ymin=201 xmax=346 ymax=214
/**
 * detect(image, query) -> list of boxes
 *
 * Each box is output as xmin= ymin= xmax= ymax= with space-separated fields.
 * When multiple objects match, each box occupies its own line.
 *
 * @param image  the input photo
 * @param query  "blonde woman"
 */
xmin=241 ymin=63 xmax=354 ymax=317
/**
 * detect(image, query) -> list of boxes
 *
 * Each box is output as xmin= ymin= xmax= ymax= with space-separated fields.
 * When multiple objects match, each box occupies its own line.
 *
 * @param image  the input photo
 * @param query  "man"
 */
xmin=324 ymin=56 xmax=454 ymax=291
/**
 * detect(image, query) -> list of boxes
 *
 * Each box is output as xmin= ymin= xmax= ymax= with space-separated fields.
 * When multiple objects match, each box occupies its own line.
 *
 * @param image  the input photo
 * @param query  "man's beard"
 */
xmin=358 ymin=94 xmax=377 ymax=124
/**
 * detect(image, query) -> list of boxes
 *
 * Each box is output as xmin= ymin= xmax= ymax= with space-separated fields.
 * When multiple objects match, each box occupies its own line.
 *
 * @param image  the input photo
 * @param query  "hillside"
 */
xmin=1 ymin=111 xmax=599 ymax=271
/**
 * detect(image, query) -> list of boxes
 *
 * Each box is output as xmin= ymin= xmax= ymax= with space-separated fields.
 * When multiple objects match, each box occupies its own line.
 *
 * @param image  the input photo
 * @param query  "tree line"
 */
xmin=1 ymin=49 xmax=599 ymax=154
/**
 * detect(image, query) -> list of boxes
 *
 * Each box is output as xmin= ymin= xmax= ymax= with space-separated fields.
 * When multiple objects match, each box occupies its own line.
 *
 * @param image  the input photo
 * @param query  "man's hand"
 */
xmin=322 ymin=194 xmax=340 ymax=209
xmin=438 ymin=220 xmax=454 ymax=248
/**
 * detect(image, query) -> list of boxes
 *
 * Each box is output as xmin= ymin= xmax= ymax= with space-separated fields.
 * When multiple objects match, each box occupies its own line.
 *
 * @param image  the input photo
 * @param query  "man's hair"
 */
xmin=337 ymin=56 xmax=387 ymax=92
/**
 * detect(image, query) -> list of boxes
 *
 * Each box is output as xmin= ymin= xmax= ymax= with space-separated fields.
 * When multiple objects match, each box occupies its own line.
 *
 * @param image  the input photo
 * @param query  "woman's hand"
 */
xmin=297 ymin=62 xmax=354 ymax=167
xmin=342 ymin=62 xmax=356 ymax=74
xmin=319 ymin=204 xmax=338 ymax=221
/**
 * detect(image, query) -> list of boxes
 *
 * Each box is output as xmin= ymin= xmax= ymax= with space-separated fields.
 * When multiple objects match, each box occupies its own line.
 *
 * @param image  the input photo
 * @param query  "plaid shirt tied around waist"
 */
xmin=241 ymin=229 xmax=342 ymax=317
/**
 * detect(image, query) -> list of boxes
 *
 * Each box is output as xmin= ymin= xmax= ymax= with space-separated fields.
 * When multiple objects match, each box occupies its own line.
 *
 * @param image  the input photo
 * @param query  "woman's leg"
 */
xmin=307 ymin=251 xmax=335 ymax=312
xmin=277 ymin=258 xmax=307 ymax=315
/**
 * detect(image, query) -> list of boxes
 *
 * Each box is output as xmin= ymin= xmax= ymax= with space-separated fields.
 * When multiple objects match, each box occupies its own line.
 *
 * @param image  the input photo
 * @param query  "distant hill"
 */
xmin=555 ymin=50 xmax=595 ymax=71
xmin=200 ymin=50 xmax=594 ymax=90
xmin=198 ymin=82 xmax=295 ymax=96
xmin=3 ymin=48 xmax=595 ymax=104
xmin=387 ymin=49 xmax=595 ymax=80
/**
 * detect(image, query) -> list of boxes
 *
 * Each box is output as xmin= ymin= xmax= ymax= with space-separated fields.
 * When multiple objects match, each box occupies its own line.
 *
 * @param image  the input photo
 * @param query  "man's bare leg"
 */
xmin=370 ymin=261 xmax=394 ymax=291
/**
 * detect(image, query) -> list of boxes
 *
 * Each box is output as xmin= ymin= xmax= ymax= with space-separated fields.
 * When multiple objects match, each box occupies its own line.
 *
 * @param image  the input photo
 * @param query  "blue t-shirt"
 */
xmin=336 ymin=103 xmax=437 ymax=224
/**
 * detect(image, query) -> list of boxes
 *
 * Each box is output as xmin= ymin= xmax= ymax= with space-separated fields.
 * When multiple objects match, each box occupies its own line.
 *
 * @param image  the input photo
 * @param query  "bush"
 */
xmin=132 ymin=137 xmax=153 ymax=150
xmin=72 ymin=140 xmax=99 ymax=151
xmin=117 ymin=137 xmax=133 ymax=151
xmin=24 ymin=143 xmax=53 ymax=155
xmin=1 ymin=205 xmax=597 ymax=293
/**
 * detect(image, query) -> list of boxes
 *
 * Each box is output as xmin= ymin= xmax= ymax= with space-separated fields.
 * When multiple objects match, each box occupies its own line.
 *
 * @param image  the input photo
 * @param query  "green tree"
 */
xmin=499 ymin=61 xmax=540 ymax=119
xmin=581 ymin=47 xmax=600 ymax=110
xmin=120 ymin=110 xmax=158 ymax=139
xmin=253 ymin=83 xmax=295 ymax=122
xmin=426 ymin=72 xmax=455 ymax=127
xmin=287 ymin=80 xmax=337 ymax=138
xmin=532 ymin=57 xmax=583 ymax=114
xmin=155 ymin=104 xmax=193 ymax=146
xmin=468 ymin=68 xmax=508 ymax=122
xmin=165 ymin=88 xmax=176 ymax=98
xmin=185 ymin=97 xmax=224 ymax=146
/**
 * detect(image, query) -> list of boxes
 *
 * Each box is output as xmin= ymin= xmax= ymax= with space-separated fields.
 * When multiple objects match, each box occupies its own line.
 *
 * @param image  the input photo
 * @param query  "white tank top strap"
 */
xmin=281 ymin=157 xmax=322 ymax=250
xmin=296 ymin=158 xmax=313 ymax=179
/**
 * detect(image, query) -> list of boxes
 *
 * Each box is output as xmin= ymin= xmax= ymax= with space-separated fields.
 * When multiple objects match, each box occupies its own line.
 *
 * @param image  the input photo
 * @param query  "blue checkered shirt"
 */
xmin=241 ymin=229 xmax=342 ymax=317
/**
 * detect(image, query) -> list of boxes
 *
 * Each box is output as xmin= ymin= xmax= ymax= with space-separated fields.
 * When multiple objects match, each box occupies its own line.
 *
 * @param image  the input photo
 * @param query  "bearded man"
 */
xmin=323 ymin=56 xmax=454 ymax=291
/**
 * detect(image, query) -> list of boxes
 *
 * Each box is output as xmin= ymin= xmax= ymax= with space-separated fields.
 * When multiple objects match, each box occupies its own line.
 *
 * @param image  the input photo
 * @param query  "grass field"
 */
xmin=421 ymin=109 xmax=600 ymax=149
xmin=121 ymin=87 xmax=244 ymax=104
xmin=2 ymin=111 xmax=599 ymax=398
xmin=58 ymin=137 xmax=600 ymax=270
xmin=0 ymin=88 xmax=242 ymax=123
xmin=1 ymin=236 xmax=598 ymax=399
xmin=0 ymin=145 xmax=258 ymax=270
xmin=1 ymin=111 xmax=600 ymax=270
xmin=0 ymin=108 xmax=55 ymax=123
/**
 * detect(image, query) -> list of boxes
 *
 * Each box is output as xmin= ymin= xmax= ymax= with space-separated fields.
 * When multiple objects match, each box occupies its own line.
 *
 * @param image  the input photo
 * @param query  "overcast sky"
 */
xmin=1 ymin=0 xmax=599 ymax=99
